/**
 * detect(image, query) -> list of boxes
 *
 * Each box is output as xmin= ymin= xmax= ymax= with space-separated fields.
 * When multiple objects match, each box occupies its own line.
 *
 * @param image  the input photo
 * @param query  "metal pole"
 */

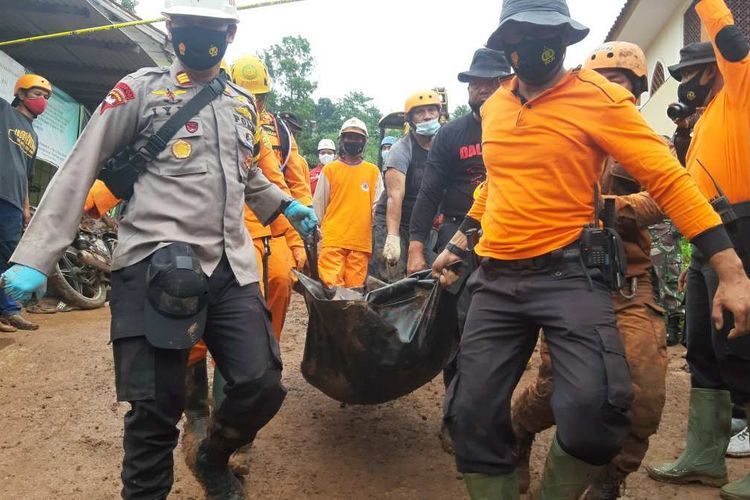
xmin=0 ymin=0 xmax=306 ymax=48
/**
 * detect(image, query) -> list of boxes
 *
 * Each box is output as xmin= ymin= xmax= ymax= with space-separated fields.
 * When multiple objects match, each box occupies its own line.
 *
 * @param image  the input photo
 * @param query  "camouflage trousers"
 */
xmin=649 ymin=220 xmax=685 ymax=317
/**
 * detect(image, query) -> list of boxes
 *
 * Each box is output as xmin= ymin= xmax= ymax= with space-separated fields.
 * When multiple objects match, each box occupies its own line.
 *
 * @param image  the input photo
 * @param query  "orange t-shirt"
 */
xmin=686 ymin=0 xmax=750 ymax=204
xmin=475 ymin=68 xmax=722 ymax=260
xmin=315 ymin=159 xmax=382 ymax=253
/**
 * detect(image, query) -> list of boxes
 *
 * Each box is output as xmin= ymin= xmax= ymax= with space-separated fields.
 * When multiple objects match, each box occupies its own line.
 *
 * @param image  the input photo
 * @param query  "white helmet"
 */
xmin=163 ymin=0 xmax=239 ymax=22
xmin=339 ymin=117 xmax=368 ymax=138
xmin=317 ymin=139 xmax=336 ymax=152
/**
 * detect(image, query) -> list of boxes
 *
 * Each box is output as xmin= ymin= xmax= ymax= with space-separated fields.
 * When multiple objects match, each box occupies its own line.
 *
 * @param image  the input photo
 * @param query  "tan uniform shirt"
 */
xmin=12 ymin=61 xmax=290 ymax=286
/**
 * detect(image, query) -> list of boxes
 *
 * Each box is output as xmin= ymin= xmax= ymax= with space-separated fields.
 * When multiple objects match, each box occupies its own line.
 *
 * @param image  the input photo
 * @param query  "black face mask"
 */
xmin=341 ymin=141 xmax=365 ymax=157
xmin=171 ymin=26 xmax=229 ymax=71
xmin=506 ymin=36 xmax=566 ymax=86
xmin=678 ymin=68 xmax=715 ymax=112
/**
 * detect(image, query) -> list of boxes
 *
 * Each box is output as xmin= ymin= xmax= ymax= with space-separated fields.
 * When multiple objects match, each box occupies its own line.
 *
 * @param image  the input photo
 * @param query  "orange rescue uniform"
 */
xmin=260 ymin=109 xmax=313 ymax=336
xmin=687 ymin=0 xmax=750 ymax=204
xmin=471 ymin=68 xmax=723 ymax=261
xmin=313 ymin=159 xmax=383 ymax=288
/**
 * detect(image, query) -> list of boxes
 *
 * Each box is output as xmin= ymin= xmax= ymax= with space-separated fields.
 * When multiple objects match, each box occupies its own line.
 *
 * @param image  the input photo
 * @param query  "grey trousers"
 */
xmin=445 ymin=259 xmax=633 ymax=475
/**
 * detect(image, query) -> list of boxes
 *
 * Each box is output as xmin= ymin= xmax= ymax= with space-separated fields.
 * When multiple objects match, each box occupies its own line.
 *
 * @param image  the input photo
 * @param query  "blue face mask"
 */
xmin=381 ymin=150 xmax=390 ymax=163
xmin=415 ymin=118 xmax=441 ymax=137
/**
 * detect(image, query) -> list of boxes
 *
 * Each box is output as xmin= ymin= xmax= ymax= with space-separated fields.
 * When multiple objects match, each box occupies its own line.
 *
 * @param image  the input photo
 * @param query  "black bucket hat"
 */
xmin=487 ymin=0 xmax=590 ymax=50
xmin=279 ymin=111 xmax=303 ymax=131
xmin=458 ymin=48 xmax=513 ymax=82
xmin=668 ymin=42 xmax=717 ymax=81
xmin=144 ymin=243 xmax=209 ymax=350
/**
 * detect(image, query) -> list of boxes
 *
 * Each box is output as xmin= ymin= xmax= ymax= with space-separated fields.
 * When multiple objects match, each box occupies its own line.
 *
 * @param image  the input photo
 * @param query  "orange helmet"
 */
xmin=404 ymin=90 xmax=441 ymax=116
xmin=584 ymin=42 xmax=648 ymax=94
xmin=14 ymin=74 xmax=52 ymax=97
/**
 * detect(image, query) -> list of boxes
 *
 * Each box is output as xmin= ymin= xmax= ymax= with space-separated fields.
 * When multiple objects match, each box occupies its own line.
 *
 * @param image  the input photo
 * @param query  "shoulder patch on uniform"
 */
xmin=716 ymin=25 xmax=750 ymax=63
xmin=575 ymin=68 xmax=634 ymax=104
xmin=100 ymin=81 xmax=136 ymax=115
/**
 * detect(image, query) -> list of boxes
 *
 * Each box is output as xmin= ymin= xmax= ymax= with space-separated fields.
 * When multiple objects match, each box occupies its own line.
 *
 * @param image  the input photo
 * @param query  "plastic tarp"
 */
xmin=295 ymin=270 xmax=460 ymax=405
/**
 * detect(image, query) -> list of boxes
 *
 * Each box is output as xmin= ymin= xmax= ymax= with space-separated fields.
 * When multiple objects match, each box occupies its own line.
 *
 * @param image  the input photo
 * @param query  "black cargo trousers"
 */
xmin=110 ymin=255 xmax=286 ymax=499
xmin=686 ymin=217 xmax=750 ymax=404
xmin=445 ymin=254 xmax=633 ymax=475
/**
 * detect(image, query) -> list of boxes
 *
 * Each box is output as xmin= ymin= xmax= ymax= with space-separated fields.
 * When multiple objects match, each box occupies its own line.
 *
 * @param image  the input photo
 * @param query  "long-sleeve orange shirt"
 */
xmin=259 ymin=110 xmax=312 ymax=245
xmin=313 ymin=159 xmax=383 ymax=253
xmin=473 ymin=68 xmax=726 ymax=261
xmin=687 ymin=0 xmax=750 ymax=204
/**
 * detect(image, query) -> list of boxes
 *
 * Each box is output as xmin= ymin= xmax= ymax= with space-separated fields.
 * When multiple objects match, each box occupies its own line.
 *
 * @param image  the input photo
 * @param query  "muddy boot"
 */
xmin=0 ymin=318 xmax=17 ymax=332
xmin=192 ymin=434 xmax=246 ymax=500
xmin=721 ymin=474 xmax=750 ymax=500
xmin=532 ymin=436 xmax=603 ymax=500
xmin=513 ymin=424 xmax=535 ymax=494
xmin=666 ymin=314 xmax=682 ymax=347
xmin=464 ymin=472 xmax=520 ymax=500
xmin=646 ymin=388 xmax=730 ymax=487
xmin=582 ymin=465 xmax=625 ymax=500
xmin=183 ymin=359 xmax=210 ymax=471
xmin=1 ymin=313 xmax=38 ymax=330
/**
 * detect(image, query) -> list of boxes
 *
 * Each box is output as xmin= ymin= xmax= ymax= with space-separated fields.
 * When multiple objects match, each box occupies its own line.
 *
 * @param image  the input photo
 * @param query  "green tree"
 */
xmin=120 ymin=0 xmax=138 ymax=13
xmin=452 ymin=104 xmax=471 ymax=119
xmin=313 ymin=92 xmax=383 ymax=165
xmin=261 ymin=36 xmax=318 ymax=162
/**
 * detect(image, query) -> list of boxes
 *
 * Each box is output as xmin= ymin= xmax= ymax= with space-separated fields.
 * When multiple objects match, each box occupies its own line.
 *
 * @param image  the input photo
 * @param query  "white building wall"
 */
xmin=639 ymin=1 xmax=692 ymax=136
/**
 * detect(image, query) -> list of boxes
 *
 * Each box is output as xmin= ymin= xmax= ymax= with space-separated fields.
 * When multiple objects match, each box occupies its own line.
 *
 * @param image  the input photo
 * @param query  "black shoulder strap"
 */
xmin=140 ymin=75 xmax=227 ymax=159
xmin=275 ymin=114 xmax=292 ymax=170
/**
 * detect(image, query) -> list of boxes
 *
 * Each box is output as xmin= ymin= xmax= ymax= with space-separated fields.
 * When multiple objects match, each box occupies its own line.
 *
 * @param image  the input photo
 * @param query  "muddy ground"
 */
xmin=0 ymin=296 xmax=746 ymax=499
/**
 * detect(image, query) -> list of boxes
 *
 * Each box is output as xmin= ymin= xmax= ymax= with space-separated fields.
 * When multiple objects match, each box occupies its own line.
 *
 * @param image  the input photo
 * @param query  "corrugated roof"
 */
xmin=0 ymin=0 xmax=173 ymax=109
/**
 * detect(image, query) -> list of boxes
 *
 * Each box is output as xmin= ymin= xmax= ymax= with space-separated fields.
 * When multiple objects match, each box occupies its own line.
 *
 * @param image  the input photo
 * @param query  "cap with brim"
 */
xmin=458 ymin=48 xmax=513 ymax=82
xmin=341 ymin=127 xmax=367 ymax=138
xmin=144 ymin=243 xmax=208 ymax=350
xmin=487 ymin=0 xmax=590 ymax=50
xmin=668 ymin=42 xmax=717 ymax=81
xmin=280 ymin=112 xmax=303 ymax=131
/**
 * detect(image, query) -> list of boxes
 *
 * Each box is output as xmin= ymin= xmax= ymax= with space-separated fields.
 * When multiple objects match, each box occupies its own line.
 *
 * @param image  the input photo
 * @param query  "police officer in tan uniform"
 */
xmin=0 ymin=1 xmax=317 ymax=498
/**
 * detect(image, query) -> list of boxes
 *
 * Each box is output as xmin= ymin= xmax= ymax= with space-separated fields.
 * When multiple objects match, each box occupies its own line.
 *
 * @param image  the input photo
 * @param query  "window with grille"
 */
xmin=726 ymin=0 xmax=750 ymax=39
xmin=651 ymin=62 xmax=666 ymax=95
xmin=684 ymin=6 xmax=701 ymax=45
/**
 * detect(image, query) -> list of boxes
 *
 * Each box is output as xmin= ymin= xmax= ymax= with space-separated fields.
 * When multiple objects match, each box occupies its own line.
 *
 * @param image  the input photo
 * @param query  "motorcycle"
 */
xmin=46 ymin=213 xmax=117 ymax=310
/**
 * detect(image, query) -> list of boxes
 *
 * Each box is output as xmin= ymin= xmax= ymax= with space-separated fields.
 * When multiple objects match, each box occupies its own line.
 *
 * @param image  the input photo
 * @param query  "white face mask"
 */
xmin=319 ymin=153 xmax=335 ymax=165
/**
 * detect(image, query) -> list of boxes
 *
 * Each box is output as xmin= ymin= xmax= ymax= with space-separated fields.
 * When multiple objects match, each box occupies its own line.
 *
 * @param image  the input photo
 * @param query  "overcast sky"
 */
xmin=136 ymin=0 xmax=628 ymax=113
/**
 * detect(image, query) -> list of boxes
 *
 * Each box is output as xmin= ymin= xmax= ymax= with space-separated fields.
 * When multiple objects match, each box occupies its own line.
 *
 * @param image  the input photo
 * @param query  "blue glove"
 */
xmin=284 ymin=200 xmax=318 ymax=239
xmin=1 ymin=265 xmax=47 ymax=303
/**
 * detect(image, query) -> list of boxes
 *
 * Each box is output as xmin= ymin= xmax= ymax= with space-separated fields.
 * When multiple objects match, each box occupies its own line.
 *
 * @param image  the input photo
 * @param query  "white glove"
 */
xmin=383 ymin=234 xmax=401 ymax=265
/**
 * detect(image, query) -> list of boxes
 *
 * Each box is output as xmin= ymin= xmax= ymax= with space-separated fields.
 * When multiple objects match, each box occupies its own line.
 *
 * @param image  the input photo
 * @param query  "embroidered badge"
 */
xmin=101 ymin=82 xmax=135 ymax=115
xmin=185 ymin=121 xmax=199 ymax=134
xmin=172 ymin=139 xmax=192 ymax=159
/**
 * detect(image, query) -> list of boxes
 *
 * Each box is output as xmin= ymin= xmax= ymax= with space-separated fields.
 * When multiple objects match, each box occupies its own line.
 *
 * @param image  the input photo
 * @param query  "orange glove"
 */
xmin=291 ymin=246 xmax=307 ymax=272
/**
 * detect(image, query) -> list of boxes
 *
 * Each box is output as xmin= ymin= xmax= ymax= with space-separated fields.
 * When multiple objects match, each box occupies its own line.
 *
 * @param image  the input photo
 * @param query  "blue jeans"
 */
xmin=0 ymin=199 xmax=22 ymax=315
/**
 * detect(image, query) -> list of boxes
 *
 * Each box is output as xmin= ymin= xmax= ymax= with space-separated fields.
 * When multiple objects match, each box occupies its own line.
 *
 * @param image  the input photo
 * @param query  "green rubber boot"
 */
xmin=464 ymin=472 xmax=520 ymax=500
xmin=532 ymin=436 xmax=604 ymax=500
xmin=720 ymin=404 xmax=750 ymax=499
xmin=212 ymin=368 xmax=227 ymax=409
xmin=646 ymin=388 xmax=730 ymax=487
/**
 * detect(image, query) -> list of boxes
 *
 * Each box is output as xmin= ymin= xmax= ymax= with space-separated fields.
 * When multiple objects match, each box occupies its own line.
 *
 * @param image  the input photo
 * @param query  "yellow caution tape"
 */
xmin=0 ymin=0 xmax=306 ymax=48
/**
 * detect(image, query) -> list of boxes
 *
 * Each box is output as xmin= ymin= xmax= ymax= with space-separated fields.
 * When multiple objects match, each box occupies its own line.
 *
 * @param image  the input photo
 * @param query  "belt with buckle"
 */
xmin=481 ymin=243 xmax=581 ymax=271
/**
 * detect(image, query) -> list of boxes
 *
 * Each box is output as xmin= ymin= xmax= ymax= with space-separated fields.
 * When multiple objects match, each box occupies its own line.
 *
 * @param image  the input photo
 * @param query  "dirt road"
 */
xmin=0 ymin=296 xmax=745 ymax=499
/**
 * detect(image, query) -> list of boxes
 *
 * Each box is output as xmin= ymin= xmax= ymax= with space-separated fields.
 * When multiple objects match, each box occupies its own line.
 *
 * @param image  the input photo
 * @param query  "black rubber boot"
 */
xmin=194 ymin=437 xmax=246 ymax=500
